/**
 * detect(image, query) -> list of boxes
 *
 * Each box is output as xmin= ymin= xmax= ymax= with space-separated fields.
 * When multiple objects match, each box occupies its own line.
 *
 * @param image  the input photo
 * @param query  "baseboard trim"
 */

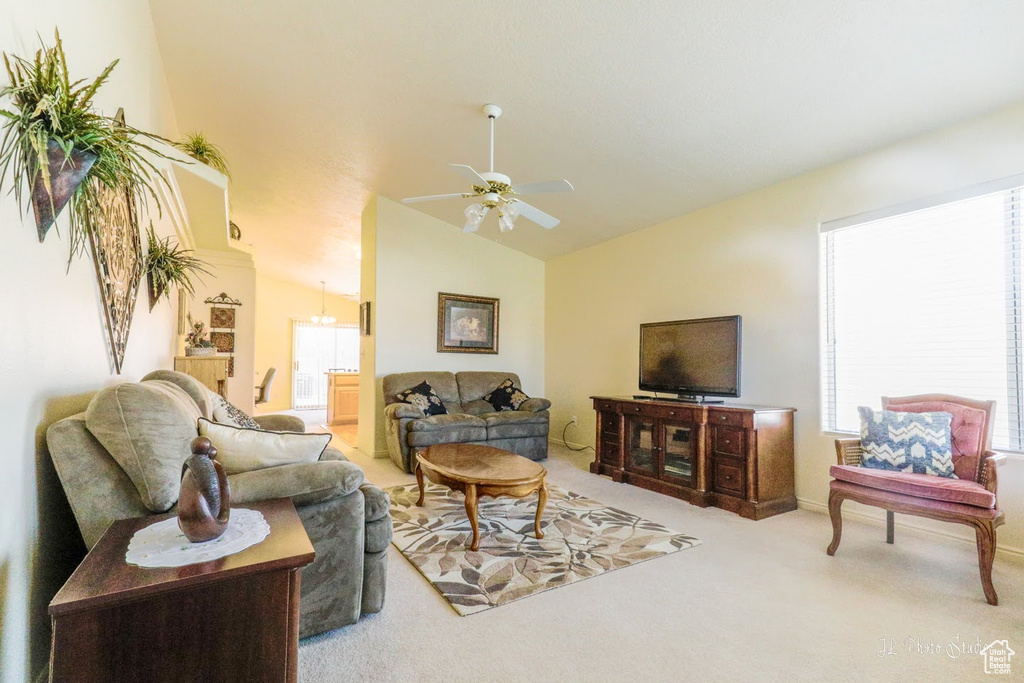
xmin=797 ymin=497 xmax=1024 ymax=564
xmin=373 ymin=449 xmax=390 ymax=459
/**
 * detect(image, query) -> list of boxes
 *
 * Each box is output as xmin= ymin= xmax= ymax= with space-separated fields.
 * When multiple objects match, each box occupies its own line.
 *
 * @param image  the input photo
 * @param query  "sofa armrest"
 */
xmin=253 ymin=414 xmax=306 ymax=433
xmin=518 ymin=397 xmax=551 ymax=413
xmin=979 ymin=451 xmax=1007 ymax=495
xmin=834 ymin=438 xmax=863 ymax=466
xmin=228 ymin=459 xmax=365 ymax=507
xmin=385 ymin=403 xmax=424 ymax=420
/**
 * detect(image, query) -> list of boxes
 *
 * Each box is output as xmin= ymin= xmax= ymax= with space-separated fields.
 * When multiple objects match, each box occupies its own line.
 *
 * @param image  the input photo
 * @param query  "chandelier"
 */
xmin=311 ymin=281 xmax=336 ymax=325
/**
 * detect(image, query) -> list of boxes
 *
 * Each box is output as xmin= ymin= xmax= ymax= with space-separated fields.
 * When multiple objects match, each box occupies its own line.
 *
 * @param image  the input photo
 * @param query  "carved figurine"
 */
xmin=177 ymin=436 xmax=231 ymax=542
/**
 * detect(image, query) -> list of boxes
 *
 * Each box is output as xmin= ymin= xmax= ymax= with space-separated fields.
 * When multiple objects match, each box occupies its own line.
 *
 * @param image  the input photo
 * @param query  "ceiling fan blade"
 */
xmin=402 ymin=192 xmax=467 ymax=204
xmin=511 ymin=179 xmax=574 ymax=195
xmin=463 ymin=205 xmax=491 ymax=233
xmin=514 ymin=201 xmax=560 ymax=229
xmin=450 ymin=163 xmax=492 ymax=189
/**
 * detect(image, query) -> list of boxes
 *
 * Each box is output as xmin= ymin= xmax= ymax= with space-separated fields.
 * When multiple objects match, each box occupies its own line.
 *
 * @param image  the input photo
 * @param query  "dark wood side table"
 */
xmin=48 ymin=498 xmax=314 ymax=683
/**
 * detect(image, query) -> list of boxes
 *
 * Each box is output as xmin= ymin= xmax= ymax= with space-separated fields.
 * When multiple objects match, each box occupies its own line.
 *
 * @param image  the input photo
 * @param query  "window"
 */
xmin=292 ymin=321 xmax=359 ymax=410
xmin=821 ymin=176 xmax=1024 ymax=451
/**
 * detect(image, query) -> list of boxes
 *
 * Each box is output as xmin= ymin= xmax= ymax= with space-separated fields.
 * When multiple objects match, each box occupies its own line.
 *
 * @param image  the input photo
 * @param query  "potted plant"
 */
xmin=173 ymin=131 xmax=230 ymax=178
xmin=144 ymin=223 xmax=210 ymax=311
xmin=185 ymin=314 xmax=217 ymax=357
xmin=0 ymin=29 xmax=167 ymax=254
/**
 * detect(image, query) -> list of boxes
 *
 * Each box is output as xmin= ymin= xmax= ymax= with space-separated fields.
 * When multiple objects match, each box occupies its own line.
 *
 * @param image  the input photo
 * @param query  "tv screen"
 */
xmin=639 ymin=316 xmax=741 ymax=398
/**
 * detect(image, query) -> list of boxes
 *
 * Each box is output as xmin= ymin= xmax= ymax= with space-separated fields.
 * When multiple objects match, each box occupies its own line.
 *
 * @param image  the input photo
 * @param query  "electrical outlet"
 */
xmin=571 ymin=415 xmax=578 ymax=425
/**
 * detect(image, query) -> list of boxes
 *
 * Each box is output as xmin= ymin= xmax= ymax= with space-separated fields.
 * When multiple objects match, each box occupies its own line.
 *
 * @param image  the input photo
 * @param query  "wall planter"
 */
xmin=29 ymin=140 xmax=97 ymax=241
xmin=185 ymin=346 xmax=217 ymax=357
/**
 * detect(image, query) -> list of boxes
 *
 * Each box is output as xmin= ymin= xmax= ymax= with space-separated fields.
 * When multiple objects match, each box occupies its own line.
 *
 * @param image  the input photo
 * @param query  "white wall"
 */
xmin=0 ymin=4 xmax=181 ymax=681
xmin=362 ymin=197 xmax=546 ymax=457
xmin=187 ymin=249 xmax=257 ymax=412
xmin=546 ymin=102 xmax=1024 ymax=559
xmin=358 ymin=198 xmax=378 ymax=455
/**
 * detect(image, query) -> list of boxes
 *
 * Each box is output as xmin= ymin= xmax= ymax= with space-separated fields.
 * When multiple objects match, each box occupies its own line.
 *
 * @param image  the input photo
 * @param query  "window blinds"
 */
xmin=821 ymin=180 xmax=1024 ymax=451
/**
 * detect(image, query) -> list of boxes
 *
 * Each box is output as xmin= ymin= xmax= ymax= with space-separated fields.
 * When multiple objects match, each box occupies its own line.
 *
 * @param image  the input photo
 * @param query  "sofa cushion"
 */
xmin=141 ymin=370 xmax=212 ymax=418
xmin=882 ymin=398 xmax=990 ymax=482
xmin=407 ymin=413 xmax=486 ymax=431
xmin=456 ymin=371 xmax=522 ymax=403
xmin=858 ymin=407 xmax=956 ymax=478
xmin=484 ymin=378 xmax=531 ymax=412
xmin=484 ymin=413 xmax=550 ymax=439
xmin=198 ymin=418 xmax=331 ymax=475
xmin=480 ymin=411 xmax=549 ymax=426
xmin=395 ymin=381 xmax=448 ymax=416
xmin=830 ymin=464 xmax=996 ymax=509
xmin=85 ymin=380 xmax=202 ymax=512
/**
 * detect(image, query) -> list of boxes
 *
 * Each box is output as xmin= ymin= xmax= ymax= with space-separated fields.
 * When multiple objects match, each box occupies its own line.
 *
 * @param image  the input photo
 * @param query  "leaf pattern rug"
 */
xmin=386 ymin=482 xmax=701 ymax=615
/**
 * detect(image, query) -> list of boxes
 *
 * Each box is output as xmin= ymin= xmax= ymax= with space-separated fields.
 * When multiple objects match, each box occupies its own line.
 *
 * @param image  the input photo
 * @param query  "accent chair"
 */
xmin=826 ymin=394 xmax=1006 ymax=604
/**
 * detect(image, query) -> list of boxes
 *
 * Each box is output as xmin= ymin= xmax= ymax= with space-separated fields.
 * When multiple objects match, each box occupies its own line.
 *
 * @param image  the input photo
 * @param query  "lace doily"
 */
xmin=125 ymin=508 xmax=271 ymax=568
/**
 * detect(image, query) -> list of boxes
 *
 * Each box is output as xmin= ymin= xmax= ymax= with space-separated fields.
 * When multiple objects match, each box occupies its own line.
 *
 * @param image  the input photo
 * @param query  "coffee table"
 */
xmin=415 ymin=443 xmax=548 ymax=551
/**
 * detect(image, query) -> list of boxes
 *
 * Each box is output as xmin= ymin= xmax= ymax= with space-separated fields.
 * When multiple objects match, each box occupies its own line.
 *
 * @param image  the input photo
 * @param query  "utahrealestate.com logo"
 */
xmin=980 ymin=640 xmax=1014 ymax=675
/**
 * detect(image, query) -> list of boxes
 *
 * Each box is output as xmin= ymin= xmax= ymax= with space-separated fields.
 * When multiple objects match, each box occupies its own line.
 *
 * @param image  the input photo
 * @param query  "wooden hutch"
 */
xmin=591 ymin=396 xmax=796 ymax=520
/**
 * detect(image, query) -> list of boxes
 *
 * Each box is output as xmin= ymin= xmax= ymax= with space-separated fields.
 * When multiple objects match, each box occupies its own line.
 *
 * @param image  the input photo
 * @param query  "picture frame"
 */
xmin=437 ymin=292 xmax=499 ymax=354
xmin=360 ymin=301 xmax=371 ymax=336
xmin=210 ymin=306 xmax=236 ymax=329
xmin=209 ymin=331 xmax=235 ymax=353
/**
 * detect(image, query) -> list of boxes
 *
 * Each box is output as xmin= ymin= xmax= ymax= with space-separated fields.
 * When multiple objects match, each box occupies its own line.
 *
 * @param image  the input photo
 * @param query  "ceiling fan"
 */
xmin=402 ymin=104 xmax=573 ymax=233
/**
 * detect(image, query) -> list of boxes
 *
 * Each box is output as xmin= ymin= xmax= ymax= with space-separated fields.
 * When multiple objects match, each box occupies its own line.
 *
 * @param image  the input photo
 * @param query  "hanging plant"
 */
xmin=0 ymin=28 xmax=169 ymax=259
xmin=173 ymin=131 xmax=230 ymax=178
xmin=144 ymin=222 xmax=210 ymax=311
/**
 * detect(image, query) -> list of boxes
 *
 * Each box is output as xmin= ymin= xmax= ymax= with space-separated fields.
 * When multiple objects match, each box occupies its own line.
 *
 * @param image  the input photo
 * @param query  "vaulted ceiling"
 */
xmin=149 ymin=1 xmax=1024 ymax=295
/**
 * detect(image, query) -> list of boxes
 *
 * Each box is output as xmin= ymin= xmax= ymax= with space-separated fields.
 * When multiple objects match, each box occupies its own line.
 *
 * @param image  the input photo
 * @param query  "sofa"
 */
xmin=46 ymin=370 xmax=391 ymax=638
xmin=382 ymin=371 xmax=550 ymax=473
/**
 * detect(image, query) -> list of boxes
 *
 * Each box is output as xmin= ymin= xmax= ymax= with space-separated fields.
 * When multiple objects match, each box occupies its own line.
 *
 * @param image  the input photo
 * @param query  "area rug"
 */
xmin=386 ymin=482 xmax=701 ymax=615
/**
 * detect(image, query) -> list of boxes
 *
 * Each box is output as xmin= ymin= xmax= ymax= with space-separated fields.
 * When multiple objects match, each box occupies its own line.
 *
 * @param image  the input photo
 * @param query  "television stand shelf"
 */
xmin=590 ymin=396 xmax=797 ymax=520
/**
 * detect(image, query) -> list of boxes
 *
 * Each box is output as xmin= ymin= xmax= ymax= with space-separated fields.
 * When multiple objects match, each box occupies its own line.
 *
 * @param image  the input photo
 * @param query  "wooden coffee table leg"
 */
xmin=415 ymin=461 xmax=425 ymax=506
xmin=535 ymin=479 xmax=547 ymax=539
xmin=465 ymin=484 xmax=480 ymax=551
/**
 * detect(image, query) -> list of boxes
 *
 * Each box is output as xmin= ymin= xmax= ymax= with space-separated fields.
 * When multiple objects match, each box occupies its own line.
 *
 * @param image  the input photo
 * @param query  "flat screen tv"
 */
xmin=639 ymin=315 xmax=741 ymax=400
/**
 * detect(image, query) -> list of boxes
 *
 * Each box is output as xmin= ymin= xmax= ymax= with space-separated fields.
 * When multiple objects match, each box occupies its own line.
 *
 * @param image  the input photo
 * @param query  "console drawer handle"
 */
xmin=720 ymin=415 xmax=728 ymax=421
xmin=634 ymin=407 xmax=641 ymax=412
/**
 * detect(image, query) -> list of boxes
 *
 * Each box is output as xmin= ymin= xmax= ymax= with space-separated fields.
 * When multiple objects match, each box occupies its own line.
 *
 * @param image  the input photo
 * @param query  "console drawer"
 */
xmin=594 ymin=400 xmax=620 ymax=413
xmin=713 ymin=427 xmax=746 ymax=457
xmin=714 ymin=459 xmax=745 ymax=498
xmin=709 ymin=410 xmax=747 ymax=428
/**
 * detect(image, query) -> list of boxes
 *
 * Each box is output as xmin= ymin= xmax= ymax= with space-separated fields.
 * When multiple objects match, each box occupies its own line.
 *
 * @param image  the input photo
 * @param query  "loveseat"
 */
xmin=46 ymin=370 xmax=390 ymax=637
xmin=382 ymin=371 xmax=550 ymax=473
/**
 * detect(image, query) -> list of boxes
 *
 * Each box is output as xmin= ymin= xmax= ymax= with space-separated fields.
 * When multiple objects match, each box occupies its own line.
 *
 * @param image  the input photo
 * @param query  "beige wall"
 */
xmin=361 ymin=197 xmax=546 ymax=457
xmin=358 ymin=198 xmax=378 ymax=454
xmin=254 ymin=271 xmax=359 ymax=413
xmin=0 ymin=4 xmax=181 ymax=681
xmin=546 ymin=102 xmax=1024 ymax=559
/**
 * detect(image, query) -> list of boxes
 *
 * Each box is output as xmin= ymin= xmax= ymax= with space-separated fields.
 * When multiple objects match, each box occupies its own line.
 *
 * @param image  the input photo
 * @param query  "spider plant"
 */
xmin=144 ymin=222 xmax=210 ymax=310
xmin=0 ymin=28 xmax=169 ymax=259
xmin=173 ymin=131 xmax=230 ymax=178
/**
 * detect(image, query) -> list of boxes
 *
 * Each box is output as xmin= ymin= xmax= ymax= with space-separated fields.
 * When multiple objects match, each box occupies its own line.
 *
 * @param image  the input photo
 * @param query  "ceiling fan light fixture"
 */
xmin=464 ymin=202 xmax=487 ymax=232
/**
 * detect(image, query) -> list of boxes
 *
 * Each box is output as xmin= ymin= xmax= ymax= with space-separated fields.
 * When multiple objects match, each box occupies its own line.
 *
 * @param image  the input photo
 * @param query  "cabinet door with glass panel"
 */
xmin=624 ymin=415 xmax=658 ymax=477
xmin=659 ymin=420 xmax=697 ymax=487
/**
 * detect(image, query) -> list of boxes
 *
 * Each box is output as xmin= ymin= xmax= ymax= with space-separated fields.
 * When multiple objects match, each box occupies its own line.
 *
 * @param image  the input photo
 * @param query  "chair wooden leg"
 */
xmin=974 ymin=521 xmax=999 ymax=606
xmin=886 ymin=510 xmax=894 ymax=544
xmin=827 ymin=489 xmax=843 ymax=556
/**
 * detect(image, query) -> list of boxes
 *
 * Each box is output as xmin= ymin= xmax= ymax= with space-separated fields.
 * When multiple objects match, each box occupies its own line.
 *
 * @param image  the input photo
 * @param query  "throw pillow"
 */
xmin=858 ymin=406 xmax=956 ymax=478
xmin=198 ymin=418 xmax=331 ymax=475
xmin=484 ymin=378 xmax=530 ymax=412
xmin=395 ymin=381 xmax=448 ymax=416
xmin=211 ymin=394 xmax=262 ymax=429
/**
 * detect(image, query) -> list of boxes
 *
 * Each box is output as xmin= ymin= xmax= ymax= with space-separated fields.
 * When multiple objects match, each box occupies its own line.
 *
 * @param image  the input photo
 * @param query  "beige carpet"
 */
xmin=387 ymin=482 xmax=700 ymax=614
xmin=300 ymin=441 xmax=1024 ymax=682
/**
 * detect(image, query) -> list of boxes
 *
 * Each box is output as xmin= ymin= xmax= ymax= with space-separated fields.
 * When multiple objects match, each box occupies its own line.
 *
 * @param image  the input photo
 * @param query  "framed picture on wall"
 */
xmin=210 ymin=307 xmax=236 ymax=329
xmin=437 ymin=292 xmax=499 ymax=354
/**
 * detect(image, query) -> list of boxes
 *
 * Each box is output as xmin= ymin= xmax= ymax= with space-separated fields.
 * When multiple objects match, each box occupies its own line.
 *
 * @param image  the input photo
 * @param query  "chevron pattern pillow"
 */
xmin=858 ymin=406 xmax=956 ymax=478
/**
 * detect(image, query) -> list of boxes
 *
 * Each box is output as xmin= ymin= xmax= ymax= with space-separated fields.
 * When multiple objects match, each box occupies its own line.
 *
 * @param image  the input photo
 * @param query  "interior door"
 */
xmin=625 ymin=416 xmax=658 ymax=476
